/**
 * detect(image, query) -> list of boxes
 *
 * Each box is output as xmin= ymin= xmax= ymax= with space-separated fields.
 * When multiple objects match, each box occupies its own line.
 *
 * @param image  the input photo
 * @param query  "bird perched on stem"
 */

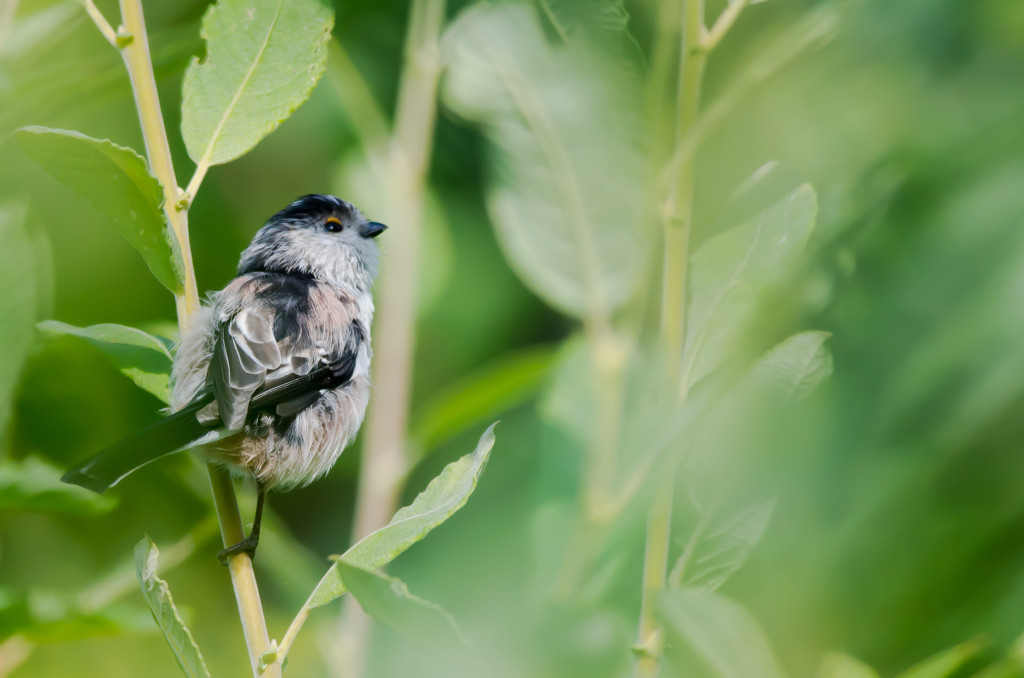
xmin=63 ymin=194 xmax=386 ymax=562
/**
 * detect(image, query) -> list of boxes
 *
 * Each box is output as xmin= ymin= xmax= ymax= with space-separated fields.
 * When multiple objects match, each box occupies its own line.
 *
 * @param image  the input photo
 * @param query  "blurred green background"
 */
xmin=3 ymin=0 xmax=1024 ymax=676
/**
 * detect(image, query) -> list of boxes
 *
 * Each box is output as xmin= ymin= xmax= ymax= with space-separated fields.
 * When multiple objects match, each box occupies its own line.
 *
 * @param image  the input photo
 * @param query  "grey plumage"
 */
xmin=63 ymin=194 xmax=384 ymax=495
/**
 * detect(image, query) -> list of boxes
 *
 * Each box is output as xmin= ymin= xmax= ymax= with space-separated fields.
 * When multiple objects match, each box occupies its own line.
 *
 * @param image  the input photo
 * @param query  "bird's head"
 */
xmin=238 ymin=194 xmax=386 ymax=290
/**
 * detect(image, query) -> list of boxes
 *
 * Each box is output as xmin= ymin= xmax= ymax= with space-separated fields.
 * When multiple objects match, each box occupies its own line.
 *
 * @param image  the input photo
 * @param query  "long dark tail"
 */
xmin=62 ymin=363 xmax=351 ymax=494
xmin=61 ymin=397 xmax=216 ymax=493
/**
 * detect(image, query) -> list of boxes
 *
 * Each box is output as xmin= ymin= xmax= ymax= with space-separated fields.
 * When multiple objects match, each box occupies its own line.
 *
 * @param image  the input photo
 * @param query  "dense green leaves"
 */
xmin=181 ymin=0 xmax=333 ymax=168
xmin=442 ymin=4 xmax=652 ymax=320
xmin=670 ymin=499 xmax=776 ymax=592
xmin=37 ymin=321 xmax=172 ymax=402
xmin=335 ymin=561 xmax=467 ymax=647
xmin=0 ymin=203 xmax=37 ymax=427
xmin=14 ymin=127 xmax=184 ymax=294
xmin=0 ymin=457 xmax=116 ymax=514
xmin=306 ymin=423 xmax=496 ymax=608
xmin=134 ymin=537 xmax=211 ymax=678
xmin=660 ymin=589 xmax=789 ymax=678
xmin=681 ymin=185 xmax=818 ymax=390
xmin=818 ymin=653 xmax=881 ymax=678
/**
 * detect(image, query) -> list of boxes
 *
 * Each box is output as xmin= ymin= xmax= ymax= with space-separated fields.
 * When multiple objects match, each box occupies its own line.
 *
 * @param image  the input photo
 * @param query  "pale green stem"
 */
xmin=86 ymin=2 xmax=276 ymax=675
xmin=82 ymin=0 xmax=117 ymax=47
xmin=702 ymin=0 xmax=748 ymax=52
xmin=635 ymin=1 xmax=709 ymax=676
xmin=116 ymin=0 xmax=199 ymax=323
xmin=329 ymin=2 xmax=446 ymax=677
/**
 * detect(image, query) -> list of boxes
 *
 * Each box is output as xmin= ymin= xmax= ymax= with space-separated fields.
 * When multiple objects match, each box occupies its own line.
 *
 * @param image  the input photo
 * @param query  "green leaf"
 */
xmin=335 ymin=561 xmax=468 ymax=647
xmin=38 ymin=321 xmax=172 ymax=403
xmin=670 ymin=498 xmax=776 ymax=593
xmin=895 ymin=639 xmax=985 ymax=678
xmin=0 ymin=457 xmax=117 ymax=514
xmin=14 ymin=127 xmax=184 ymax=294
xmin=134 ymin=537 xmax=212 ymax=678
xmin=538 ymin=0 xmax=631 ymax=45
xmin=181 ymin=0 xmax=334 ymax=168
xmin=0 ymin=202 xmax=37 ymax=428
xmin=410 ymin=345 xmax=556 ymax=452
xmin=442 ymin=4 xmax=653 ymax=319
xmin=817 ymin=653 xmax=881 ymax=678
xmin=306 ymin=423 xmax=496 ymax=608
xmin=749 ymin=331 xmax=833 ymax=403
xmin=681 ymin=184 xmax=818 ymax=390
xmin=659 ymin=589 xmax=789 ymax=678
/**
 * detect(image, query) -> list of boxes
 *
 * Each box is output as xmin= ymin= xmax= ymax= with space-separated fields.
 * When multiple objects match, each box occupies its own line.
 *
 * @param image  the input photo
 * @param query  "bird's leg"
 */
xmin=218 ymin=483 xmax=266 ymax=565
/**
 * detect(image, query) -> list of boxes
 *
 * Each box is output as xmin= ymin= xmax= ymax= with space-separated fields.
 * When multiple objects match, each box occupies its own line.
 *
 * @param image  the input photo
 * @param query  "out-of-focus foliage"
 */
xmin=2 ymin=0 xmax=1024 ymax=676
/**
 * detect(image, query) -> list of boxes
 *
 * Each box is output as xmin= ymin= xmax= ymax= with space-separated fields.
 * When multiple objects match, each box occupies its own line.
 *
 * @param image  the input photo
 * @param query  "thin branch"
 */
xmin=82 ymin=0 xmax=118 ymax=48
xmin=115 ymin=0 xmax=199 ymax=321
xmin=702 ymin=0 xmax=748 ymax=53
xmin=634 ymin=0 xmax=709 ymax=675
xmin=328 ymin=2 xmax=446 ymax=676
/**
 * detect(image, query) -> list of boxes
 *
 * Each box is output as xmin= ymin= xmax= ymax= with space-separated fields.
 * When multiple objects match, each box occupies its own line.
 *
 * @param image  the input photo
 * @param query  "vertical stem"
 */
xmin=635 ymin=1 xmax=707 ymax=677
xmin=113 ymin=2 xmax=275 ymax=675
xmin=209 ymin=466 xmax=277 ymax=678
xmin=117 ymin=0 xmax=199 ymax=322
xmin=330 ymin=1 xmax=445 ymax=676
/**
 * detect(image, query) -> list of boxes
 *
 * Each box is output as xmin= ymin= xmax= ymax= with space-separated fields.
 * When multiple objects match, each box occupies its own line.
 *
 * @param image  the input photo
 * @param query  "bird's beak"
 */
xmin=360 ymin=221 xmax=387 ymax=239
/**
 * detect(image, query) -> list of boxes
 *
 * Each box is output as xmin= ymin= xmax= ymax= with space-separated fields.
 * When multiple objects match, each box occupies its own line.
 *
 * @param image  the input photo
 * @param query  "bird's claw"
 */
xmin=217 ymin=534 xmax=260 ymax=565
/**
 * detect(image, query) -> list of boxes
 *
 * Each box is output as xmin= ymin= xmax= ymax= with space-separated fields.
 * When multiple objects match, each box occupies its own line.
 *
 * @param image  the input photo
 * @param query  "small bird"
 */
xmin=62 ymin=194 xmax=385 ymax=561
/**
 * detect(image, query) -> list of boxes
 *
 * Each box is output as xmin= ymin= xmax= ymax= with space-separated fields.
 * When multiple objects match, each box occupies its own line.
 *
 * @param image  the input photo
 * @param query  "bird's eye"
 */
xmin=323 ymin=217 xmax=343 ymax=233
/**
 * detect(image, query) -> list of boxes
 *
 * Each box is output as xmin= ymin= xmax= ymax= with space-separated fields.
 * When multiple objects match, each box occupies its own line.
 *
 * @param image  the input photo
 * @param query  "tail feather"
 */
xmin=62 ymin=398 xmax=215 ymax=493
xmin=62 ymin=364 xmax=348 ymax=493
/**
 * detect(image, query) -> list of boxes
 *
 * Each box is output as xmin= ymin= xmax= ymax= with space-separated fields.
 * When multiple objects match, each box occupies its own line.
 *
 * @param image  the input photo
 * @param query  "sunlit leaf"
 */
xmin=681 ymin=184 xmax=818 ymax=390
xmin=0 ymin=202 xmax=37 ymax=427
xmin=14 ymin=127 xmax=183 ymax=294
xmin=335 ymin=561 xmax=468 ymax=647
xmin=134 ymin=537 xmax=211 ymax=678
xmin=0 ymin=457 xmax=116 ymax=514
xmin=748 ymin=331 xmax=833 ymax=404
xmin=411 ymin=346 xmax=556 ymax=452
xmin=442 ymin=4 xmax=652 ymax=319
xmin=538 ymin=0 xmax=631 ymax=45
xmin=181 ymin=0 xmax=333 ymax=168
xmin=895 ymin=639 xmax=985 ymax=678
xmin=660 ymin=589 xmax=789 ymax=678
xmin=306 ymin=423 xmax=496 ymax=608
xmin=670 ymin=498 xmax=776 ymax=592
xmin=817 ymin=653 xmax=881 ymax=678
xmin=38 ymin=321 xmax=172 ymax=402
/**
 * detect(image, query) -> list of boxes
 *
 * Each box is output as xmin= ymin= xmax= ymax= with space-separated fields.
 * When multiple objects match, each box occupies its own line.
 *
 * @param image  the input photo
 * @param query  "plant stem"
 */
xmin=635 ymin=1 xmax=709 ymax=676
xmin=116 ymin=0 xmax=199 ymax=322
xmin=209 ymin=466 xmax=278 ymax=677
xmin=103 ymin=2 xmax=275 ymax=675
xmin=82 ymin=0 xmax=117 ymax=47
xmin=330 ymin=1 xmax=445 ymax=676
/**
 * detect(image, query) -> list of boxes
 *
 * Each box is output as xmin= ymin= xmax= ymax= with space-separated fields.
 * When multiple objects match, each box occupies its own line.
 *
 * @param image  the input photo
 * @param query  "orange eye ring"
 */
xmin=324 ymin=217 xmax=343 ymax=233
